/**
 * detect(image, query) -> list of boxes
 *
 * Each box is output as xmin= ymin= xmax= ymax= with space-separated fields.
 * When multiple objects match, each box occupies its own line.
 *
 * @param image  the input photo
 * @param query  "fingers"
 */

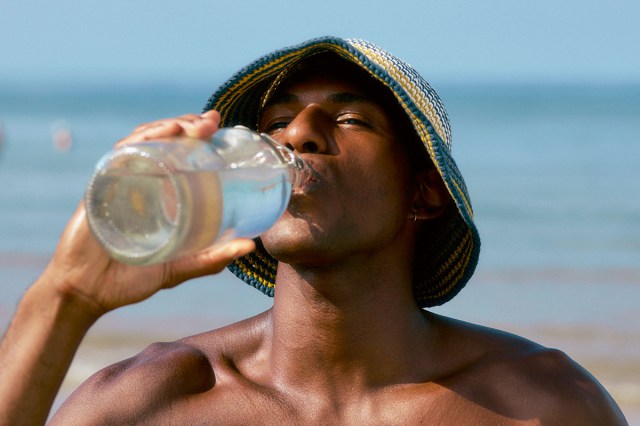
xmin=118 ymin=110 xmax=221 ymax=147
xmin=162 ymin=239 xmax=256 ymax=288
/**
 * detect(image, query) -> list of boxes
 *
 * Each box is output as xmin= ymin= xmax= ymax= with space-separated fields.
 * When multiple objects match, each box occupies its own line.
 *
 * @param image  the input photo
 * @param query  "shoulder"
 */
xmin=482 ymin=345 xmax=626 ymax=424
xmin=50 ymin=340 xmax=213 ymax=424
xmin=431 ymin=314 xmax=627 ymax=425
xmin=50 ymin=312 xmax=271 ymax=424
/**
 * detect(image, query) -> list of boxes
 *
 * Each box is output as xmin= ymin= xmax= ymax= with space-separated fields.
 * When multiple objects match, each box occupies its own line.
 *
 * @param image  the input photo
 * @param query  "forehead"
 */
xmin=265 ymin=74 xmax=377 ymax=107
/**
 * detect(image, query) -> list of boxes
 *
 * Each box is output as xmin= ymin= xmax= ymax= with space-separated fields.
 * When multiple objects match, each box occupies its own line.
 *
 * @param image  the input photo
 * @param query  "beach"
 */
xmin=1 ymin=81 xmax=639 ymax=421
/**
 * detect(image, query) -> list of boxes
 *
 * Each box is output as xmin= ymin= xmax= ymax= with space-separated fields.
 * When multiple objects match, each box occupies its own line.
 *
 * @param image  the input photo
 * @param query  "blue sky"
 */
xmin=0 ymin=0 xmax=638 ymax=86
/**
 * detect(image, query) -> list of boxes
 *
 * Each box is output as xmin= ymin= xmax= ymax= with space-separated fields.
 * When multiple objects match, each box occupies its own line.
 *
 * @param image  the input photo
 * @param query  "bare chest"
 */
xmin=143 ymin=380 xmax=536 ymax=425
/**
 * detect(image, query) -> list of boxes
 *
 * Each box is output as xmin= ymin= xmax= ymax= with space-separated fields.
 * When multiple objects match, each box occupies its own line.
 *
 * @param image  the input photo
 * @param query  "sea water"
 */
xmin=86 ymin=165 xmax=291 ymax=265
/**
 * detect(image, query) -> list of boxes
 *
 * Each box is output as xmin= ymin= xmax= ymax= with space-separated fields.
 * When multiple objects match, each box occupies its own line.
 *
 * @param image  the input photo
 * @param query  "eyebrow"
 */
xmin=263 ymin=92 xmax=378 ymax=109
xmin=327 ymin=92 xmax=375 ymax=105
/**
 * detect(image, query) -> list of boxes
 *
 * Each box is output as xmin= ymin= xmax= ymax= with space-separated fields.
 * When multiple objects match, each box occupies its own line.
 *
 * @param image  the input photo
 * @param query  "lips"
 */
xmin=292 ymin=160 xmax=323 ymax=195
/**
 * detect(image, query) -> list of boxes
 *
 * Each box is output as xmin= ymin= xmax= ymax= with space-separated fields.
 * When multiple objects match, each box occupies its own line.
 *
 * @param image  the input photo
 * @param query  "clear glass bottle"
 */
xmin=84 ymin=126 xmax=308 ymax=265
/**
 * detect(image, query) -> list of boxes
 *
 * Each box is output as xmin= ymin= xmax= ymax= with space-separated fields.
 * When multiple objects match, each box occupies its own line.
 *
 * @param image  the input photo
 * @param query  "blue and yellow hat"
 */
xmin=203 ymin=36 xmax=480 ymax=307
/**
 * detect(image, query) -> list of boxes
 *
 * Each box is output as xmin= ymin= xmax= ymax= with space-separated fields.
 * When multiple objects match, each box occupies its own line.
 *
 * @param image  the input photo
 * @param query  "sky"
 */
xmin=0 ymin=0 xmax=639 ymax=87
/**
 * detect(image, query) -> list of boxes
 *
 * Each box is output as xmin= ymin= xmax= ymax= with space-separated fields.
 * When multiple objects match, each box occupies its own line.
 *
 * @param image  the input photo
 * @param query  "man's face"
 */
xmin=257 ymin=71 xmax=415 ymax=267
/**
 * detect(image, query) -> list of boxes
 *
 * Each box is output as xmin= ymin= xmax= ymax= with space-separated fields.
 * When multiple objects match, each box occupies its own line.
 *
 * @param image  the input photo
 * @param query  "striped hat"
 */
xmin=203 ymin=36 xmax=480 ymax=307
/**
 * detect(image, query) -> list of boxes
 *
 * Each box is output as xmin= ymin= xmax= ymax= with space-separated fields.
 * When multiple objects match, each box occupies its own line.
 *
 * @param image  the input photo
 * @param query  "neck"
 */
xmin=266 ymin=252 xmax=433 ymax=397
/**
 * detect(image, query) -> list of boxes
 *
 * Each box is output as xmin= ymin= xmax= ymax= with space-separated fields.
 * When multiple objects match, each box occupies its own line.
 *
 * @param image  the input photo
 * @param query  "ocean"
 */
xmin=1 ymin=81 xmax=639 ymax=420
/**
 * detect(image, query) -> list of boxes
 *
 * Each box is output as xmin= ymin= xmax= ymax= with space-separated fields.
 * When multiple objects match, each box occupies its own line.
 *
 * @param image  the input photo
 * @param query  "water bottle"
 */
xmin=84 ymin=126 xmax=308 ymax=265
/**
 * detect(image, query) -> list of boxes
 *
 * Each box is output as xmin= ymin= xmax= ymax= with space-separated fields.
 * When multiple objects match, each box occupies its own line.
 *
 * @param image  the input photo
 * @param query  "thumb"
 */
xmin=161 ymin=239 xmax=256 ymax=288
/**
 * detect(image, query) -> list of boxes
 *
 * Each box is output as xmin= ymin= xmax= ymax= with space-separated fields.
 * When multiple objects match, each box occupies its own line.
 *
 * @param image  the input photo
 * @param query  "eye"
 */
xmin=337 ymin=114 xmax=373 ymax=129
xmin=262 ymin=120 xmax=290 ymax=134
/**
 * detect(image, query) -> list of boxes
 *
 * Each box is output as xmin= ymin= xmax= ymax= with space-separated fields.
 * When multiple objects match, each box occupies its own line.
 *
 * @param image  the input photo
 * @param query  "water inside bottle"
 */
xmin=86 ymin=159 xmax=292 ymax=265
xmin=217 ymin=165 xmax=292 ymax=240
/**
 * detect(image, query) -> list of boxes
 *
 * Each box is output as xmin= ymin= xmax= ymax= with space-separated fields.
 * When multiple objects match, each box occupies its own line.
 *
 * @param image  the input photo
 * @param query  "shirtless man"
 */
xmin=0 ymin=37 xmax=627 ymax=425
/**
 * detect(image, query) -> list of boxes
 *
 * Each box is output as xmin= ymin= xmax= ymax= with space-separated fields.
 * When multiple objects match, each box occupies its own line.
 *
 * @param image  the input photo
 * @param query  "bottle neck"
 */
xmin=259 ymin=132 xmax=310 ymax=189
xmin=287 ymin=154 xmax=310 ymax=189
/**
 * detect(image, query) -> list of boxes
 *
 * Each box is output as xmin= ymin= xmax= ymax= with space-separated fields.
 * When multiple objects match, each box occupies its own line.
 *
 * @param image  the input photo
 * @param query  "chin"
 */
xmin=260 ymin=220 xmax=334 ymax=266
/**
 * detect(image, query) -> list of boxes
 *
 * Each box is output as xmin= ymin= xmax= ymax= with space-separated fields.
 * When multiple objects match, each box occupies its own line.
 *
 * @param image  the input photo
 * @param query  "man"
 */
xmin=0 ymin=37 xmax=626 ymax=424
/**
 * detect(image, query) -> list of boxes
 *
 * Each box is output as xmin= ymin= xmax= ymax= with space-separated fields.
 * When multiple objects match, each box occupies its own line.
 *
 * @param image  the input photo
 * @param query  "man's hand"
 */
xmin=44 ymin=109 xmax=254 ymax=316
xmin=44 ymin=204 xmax=255 ymax=317
xmin=117 ymin=110 xmax=221 ymax=145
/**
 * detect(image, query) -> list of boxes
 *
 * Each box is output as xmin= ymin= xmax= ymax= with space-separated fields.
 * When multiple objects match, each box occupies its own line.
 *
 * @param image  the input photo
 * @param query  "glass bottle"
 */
xmin=84 ymin=126 xmax=308 ymax=265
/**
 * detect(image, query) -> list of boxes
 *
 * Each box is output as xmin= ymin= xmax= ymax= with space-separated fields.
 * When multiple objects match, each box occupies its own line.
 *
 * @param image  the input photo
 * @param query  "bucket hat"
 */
xmin=203 ymin=36 xmax=480 ymax=307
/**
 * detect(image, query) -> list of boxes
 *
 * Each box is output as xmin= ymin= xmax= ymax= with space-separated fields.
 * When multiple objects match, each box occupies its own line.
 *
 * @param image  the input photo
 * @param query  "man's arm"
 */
xmin=0 ymin=271 xmax=99 ymax=425
xmin=0 ymin=111 xmax=255 ymax=425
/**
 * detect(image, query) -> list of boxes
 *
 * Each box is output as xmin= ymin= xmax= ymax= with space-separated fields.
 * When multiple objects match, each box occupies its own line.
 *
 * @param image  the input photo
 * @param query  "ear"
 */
xmin=411 ymin=169 xmax=450 ymax=220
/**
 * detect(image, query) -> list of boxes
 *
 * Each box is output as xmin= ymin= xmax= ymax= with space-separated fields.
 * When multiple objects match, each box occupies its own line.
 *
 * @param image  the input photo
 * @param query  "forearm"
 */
xmin=0 ymin=279 xmax=100 ymax=426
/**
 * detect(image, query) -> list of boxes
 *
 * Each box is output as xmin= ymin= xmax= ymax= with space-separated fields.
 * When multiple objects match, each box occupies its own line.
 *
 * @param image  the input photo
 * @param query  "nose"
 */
xmin=281 ymin=104 xmax=330 ymax=154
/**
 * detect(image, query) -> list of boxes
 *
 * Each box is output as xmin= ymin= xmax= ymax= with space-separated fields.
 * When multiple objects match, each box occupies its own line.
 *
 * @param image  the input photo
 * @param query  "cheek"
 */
xmin=341 ymin=169 xmax=411 ymax=239
xmin=352 ymin=151 xmax=413 ymax=206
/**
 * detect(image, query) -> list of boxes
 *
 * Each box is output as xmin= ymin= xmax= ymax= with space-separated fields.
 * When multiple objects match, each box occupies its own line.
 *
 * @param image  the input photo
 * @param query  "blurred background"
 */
xmin=1 ymin=0 xmax=638 ymax=420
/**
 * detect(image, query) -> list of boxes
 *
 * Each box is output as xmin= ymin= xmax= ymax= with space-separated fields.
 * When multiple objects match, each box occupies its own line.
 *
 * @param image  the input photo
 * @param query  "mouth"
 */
xmin=291 ymin=160 xmax=322 ymax=195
